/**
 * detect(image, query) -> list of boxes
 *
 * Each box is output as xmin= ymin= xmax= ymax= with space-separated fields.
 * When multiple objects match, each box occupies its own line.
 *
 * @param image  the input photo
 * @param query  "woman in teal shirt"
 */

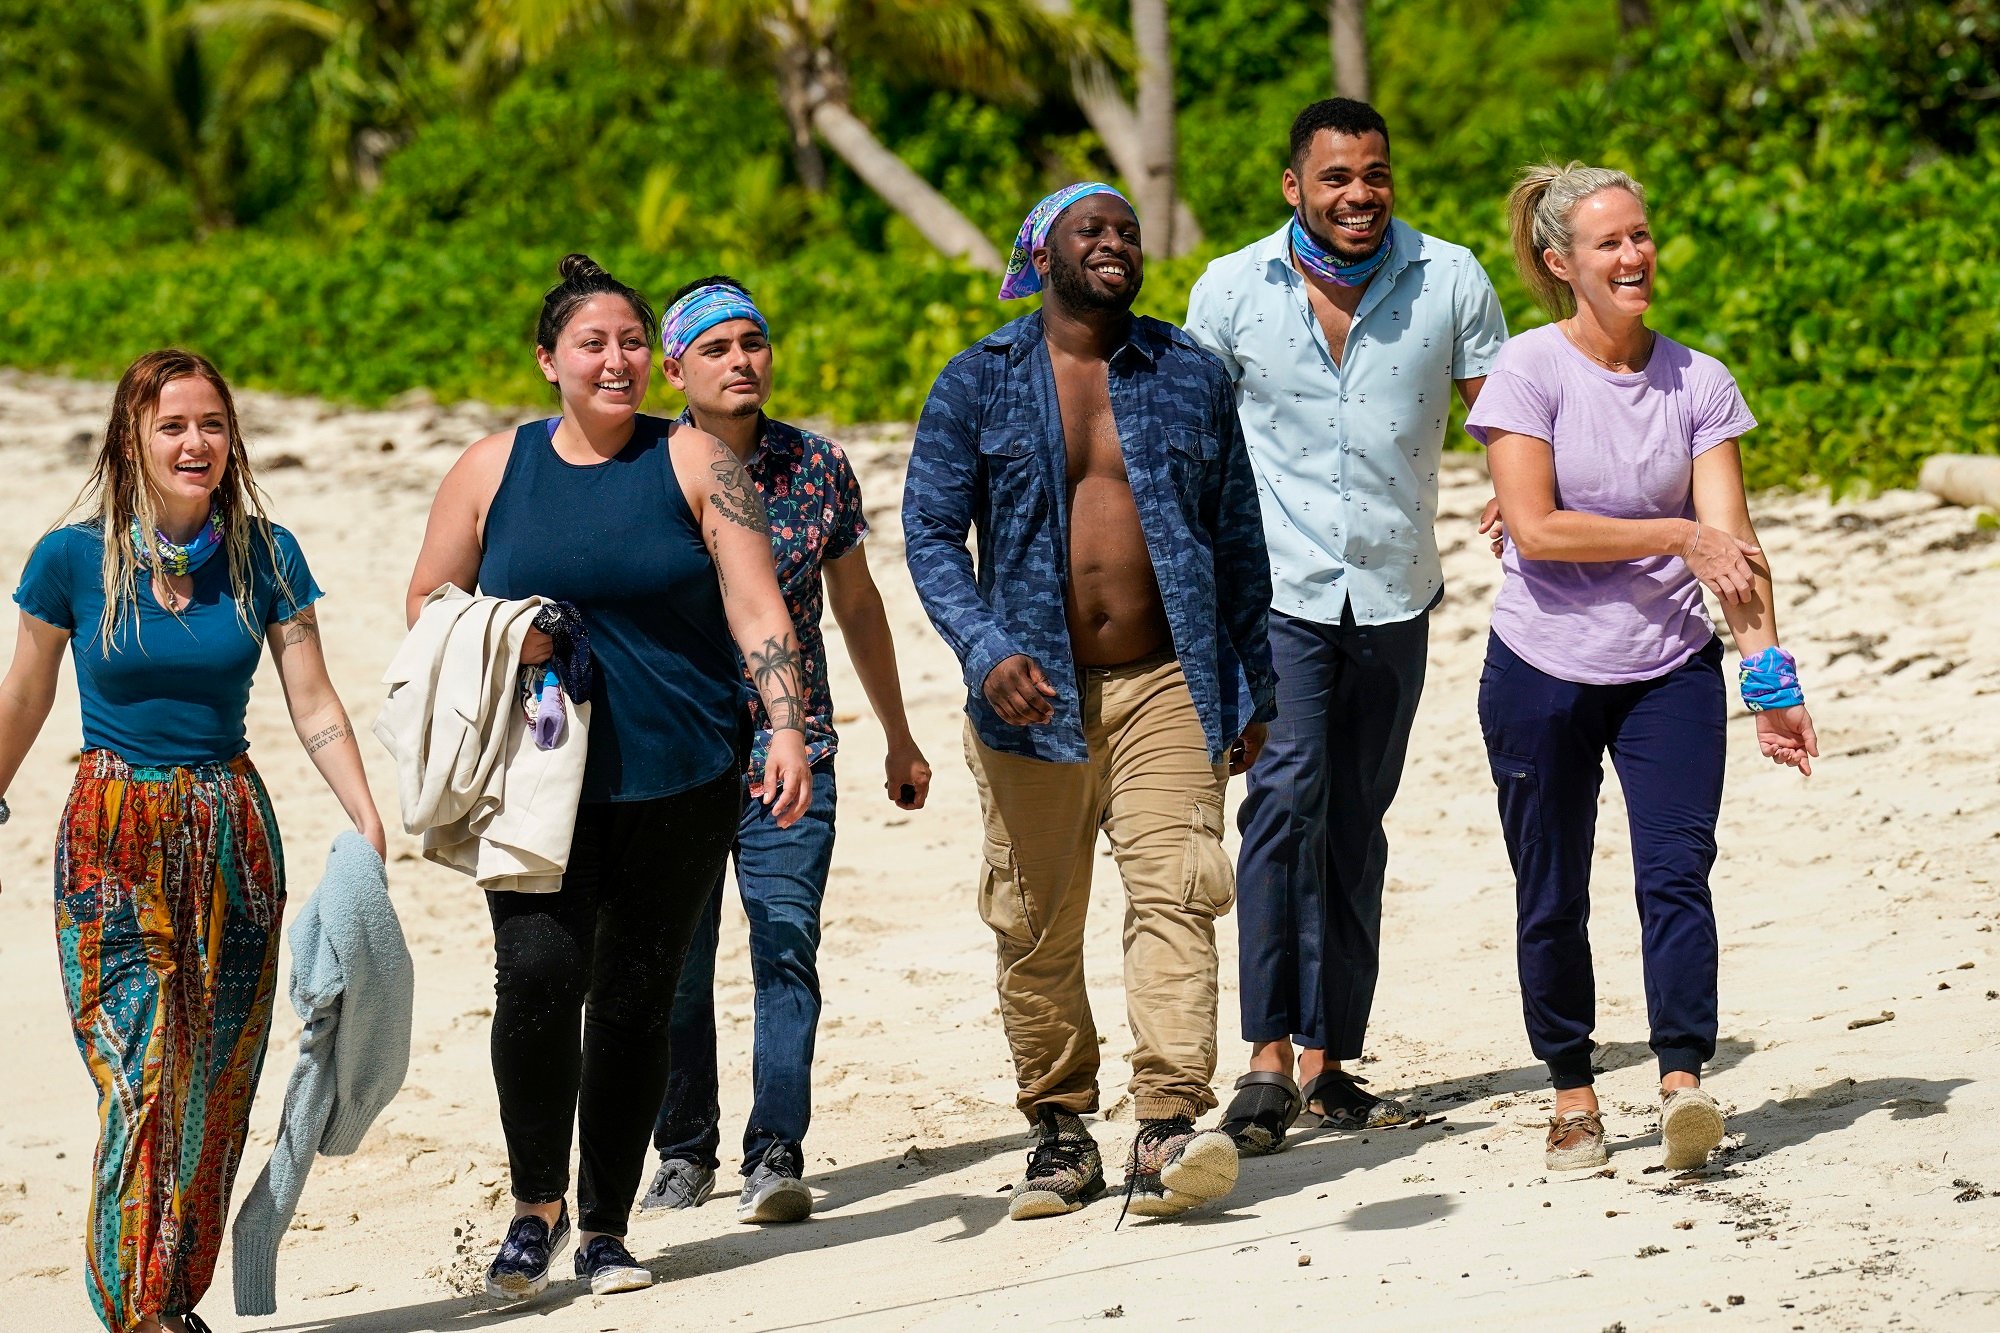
xmin=0 ymin=349 xmax=384 ymax=1333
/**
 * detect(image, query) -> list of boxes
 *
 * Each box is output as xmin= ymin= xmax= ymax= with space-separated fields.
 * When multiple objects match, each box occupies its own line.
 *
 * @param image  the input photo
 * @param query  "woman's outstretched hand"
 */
xmin=1686 ymin=524 xmax=1763 ymax=605
xmin=1756 ymin=704 xmax=1819 ymax=777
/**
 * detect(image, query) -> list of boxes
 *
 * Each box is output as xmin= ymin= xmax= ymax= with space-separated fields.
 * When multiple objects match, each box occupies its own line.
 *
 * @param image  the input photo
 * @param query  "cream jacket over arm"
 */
xmin=373 ymin=584 xmax=590 ymax=893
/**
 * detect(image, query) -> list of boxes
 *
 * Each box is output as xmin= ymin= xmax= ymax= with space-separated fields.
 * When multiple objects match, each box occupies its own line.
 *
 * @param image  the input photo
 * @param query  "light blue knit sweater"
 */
xmin=231 ymin=831 xmax=414 ymax=1316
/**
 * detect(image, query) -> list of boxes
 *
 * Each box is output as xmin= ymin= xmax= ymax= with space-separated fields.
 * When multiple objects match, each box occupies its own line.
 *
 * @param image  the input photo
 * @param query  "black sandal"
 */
xmin=1299 ymin=1069 xmax=1408 ymax=1131
xmin=1218 ymin=1070 xmax=1303 ymax=1156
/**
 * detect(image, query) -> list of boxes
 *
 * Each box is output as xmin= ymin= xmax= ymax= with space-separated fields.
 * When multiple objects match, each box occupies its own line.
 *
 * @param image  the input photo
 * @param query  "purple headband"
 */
xmin=660 ymin=284 xmax=769 ymax=360
xmin=998 ymin=182 xmax=1131 ymax=300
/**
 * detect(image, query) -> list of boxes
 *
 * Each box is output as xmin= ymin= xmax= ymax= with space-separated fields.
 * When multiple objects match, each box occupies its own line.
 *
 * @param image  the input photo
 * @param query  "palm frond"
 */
xmin=839 ymin=0 xmax=1124 ymax=101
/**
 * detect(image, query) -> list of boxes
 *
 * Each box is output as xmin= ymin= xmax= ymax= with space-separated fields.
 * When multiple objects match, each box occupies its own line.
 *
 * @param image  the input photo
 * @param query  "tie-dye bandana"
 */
xmin=999 ymin=182 xmax=1131 ymax=300
xmin=661 ymin=284 xmax=770 ymax=360
xmin=132 ymin=505 xmax=224 ymax=578
xmin=1289 ymin=211 xmax=1394 ymax=287
xmin=1738 ymin=645 xmax=1804 ymax=712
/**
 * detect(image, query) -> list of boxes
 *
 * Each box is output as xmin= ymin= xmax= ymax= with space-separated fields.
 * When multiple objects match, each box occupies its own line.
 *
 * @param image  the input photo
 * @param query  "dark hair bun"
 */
xmin=559 ymin=253 xmax=604 ymax=282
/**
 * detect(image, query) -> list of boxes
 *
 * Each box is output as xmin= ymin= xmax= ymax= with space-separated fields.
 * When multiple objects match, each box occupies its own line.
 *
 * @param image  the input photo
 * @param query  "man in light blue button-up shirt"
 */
xmin=1185 ymin=98 xmax=1508 ymax=1149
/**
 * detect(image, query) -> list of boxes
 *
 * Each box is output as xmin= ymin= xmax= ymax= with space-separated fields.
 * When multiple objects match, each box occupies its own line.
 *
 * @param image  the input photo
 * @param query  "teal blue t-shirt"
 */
xmin=13 ymin=521 xmax=323 ymax=766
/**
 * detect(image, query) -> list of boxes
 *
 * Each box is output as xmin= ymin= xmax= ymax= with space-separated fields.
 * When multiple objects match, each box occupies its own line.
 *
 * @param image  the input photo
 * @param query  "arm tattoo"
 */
xmin=304 ymin=719 xmax=351 ymax=756
xmin=748 ymin=634 xmax=808 ymax=734
xmin=280 ymin=606 xmax=321 ymax=647
xmin=707 ymin=448 xmax=770 ymax=532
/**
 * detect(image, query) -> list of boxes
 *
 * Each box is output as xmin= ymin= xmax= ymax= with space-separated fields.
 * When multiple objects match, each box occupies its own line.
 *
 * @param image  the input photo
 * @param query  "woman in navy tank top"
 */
xmin=404 ymin=255 xmax=812 ymax=1300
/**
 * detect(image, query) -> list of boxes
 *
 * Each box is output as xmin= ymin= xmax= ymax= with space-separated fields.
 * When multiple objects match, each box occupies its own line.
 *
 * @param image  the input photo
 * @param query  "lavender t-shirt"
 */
xmin=1464 ymin=324 xmax=1757 ymax=685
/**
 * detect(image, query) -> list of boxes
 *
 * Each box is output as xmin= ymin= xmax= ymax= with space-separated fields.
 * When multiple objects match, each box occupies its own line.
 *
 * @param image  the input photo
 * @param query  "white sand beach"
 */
xmin=2 ymin=367 xmax=1997 ymax=1332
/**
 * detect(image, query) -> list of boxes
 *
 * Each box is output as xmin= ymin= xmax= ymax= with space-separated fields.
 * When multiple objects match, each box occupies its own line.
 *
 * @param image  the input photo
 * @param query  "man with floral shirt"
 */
xmin=641 ymin=277 xmax=932 ymax=1224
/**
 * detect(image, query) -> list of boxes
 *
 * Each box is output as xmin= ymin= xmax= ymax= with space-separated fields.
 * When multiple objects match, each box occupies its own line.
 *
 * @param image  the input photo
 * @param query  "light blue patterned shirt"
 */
xmin=1186 ymin=218 xmax=1509 ymax=626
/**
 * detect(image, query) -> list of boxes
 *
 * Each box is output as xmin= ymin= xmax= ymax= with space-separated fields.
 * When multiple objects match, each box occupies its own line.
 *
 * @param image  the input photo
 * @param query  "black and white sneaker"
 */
xmin=738 ymin=1143 xmax=814 ymax=1223
xmin=483 ymin=1202 xmax=572 ymax=1302
xmin=573 ymin=1234 xmax=655 ymax=1296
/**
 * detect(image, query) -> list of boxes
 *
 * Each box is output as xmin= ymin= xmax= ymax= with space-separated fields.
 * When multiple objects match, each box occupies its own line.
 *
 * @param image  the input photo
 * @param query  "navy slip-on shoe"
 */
xmin=483 ymin=1202 xmax=572 ymax=1302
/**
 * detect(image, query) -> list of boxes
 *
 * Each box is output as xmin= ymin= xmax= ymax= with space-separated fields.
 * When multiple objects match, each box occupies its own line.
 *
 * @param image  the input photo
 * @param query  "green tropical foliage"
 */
xmin=2 ymin=0 xmax=1996 ymax=492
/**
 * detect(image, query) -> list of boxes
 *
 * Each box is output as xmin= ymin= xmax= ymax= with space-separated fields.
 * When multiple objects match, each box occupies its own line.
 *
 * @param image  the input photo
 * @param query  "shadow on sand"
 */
xmin=257 ymin=1039 xmax=1842 ymax=1332
xmin=255 ymin=1131 xmax=1025 ymax=1333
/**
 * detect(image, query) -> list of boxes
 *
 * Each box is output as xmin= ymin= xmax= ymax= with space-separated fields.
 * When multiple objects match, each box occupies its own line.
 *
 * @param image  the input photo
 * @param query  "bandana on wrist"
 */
xmin=999 ymin=181 xmax=1130 ymax=300
xmin=1289 ymin=212 xmax=1394 ymax=287
xmin=1738 ymin=646 xmax=1804 ymax=712
xmin=132 ymin=505 xmax=224 ymax=578
xmin=660 ymin=285 xmax=769 ymax=361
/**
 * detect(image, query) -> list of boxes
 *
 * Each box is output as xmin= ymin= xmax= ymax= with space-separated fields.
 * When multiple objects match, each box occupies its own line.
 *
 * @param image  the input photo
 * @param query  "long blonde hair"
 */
xmin=71 ymin=349 xmax=285 ymax=647
xmin=1506 ymin=161 xmax=1646 ymax=319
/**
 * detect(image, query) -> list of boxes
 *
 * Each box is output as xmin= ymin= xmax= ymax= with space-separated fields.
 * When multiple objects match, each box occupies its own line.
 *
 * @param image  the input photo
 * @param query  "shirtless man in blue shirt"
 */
xmin=906 ymin=184 xmax=1275 ymax=1221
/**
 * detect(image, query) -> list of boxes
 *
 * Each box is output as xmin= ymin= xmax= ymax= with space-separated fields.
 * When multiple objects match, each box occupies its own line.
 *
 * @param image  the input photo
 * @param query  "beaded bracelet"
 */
xmin=1738 ymin=645 xmax=1804 ymax=712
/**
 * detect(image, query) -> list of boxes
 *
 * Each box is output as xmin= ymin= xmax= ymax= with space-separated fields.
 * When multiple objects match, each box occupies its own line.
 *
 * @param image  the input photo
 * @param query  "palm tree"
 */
xmin=194 ymin=0 xmax=453 ymax=193
xmin=71 ymin=0 xmax=267 ymax=231
xmin=1329 ymin=0 xmax=1369 ymax=101
xmin=483 ymin=0 xmax=1115 ymax=271
xmin=1034 ymin=0 xmax=1200 ymax=254
xmin=1129 ymin=0 xmax=1180 ymax=257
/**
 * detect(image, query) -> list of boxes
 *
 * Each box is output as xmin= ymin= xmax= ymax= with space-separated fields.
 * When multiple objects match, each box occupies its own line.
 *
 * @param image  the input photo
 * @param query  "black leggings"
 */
xmin=486 ymin=769 xmax=740 ymax=1235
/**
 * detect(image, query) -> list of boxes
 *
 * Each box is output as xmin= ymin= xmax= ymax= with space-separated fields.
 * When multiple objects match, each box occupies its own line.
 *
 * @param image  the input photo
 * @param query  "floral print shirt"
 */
xmin=682 ymin=411 xmax=869 ymax=779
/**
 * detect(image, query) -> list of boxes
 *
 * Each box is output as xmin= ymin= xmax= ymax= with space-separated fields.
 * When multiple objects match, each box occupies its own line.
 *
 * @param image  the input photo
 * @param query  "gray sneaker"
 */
xmin=738 ymin=1143 xmax=813 ymax=1224
xmin=640 ymin=1156 xmax=716 ymax=1212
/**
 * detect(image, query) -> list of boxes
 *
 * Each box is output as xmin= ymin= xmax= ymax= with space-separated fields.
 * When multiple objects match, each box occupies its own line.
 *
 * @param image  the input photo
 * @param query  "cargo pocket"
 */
xmin=977 ymin=835 xmax=1040 ymax=948
xmin=1487 ymin=751 xmax=1543 ymax=852
xmin=1178 ymin=795 xmax=1235 ymax=918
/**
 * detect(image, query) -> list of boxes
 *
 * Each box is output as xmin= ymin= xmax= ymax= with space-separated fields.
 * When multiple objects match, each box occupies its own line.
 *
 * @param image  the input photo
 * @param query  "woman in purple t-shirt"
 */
xmin=1465 ymin=162 xmax=1819 ymax=1178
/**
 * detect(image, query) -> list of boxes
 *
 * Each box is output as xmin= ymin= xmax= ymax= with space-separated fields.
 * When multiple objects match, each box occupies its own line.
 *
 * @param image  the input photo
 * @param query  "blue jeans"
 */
xmin=1477 ymin=633 xmax=1725 ymax=1089
xmin=653 ymin=758 xmax=838 ymax=1174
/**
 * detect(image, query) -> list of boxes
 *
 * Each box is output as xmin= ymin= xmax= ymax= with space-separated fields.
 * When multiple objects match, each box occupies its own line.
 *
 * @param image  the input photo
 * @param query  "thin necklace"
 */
xmin=1561 ymin=319 xmax=1654 ymax=373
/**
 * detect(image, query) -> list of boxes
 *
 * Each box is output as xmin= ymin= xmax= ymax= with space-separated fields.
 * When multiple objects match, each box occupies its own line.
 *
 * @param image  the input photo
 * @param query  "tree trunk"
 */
xmin=1034 ymin=0 xmax=1201 ymax=252
xmin=1329 ymin=0 xmax=1370 ymax=102
xmin=808 ymin=97 xmax=1003 ymax=271
xmin=775 ymin=47 xmax=829 ymax=193
xmin=1619 ymin=0 xmax=1653 ymax=31
xmin=1130 ymin=0 xmax=1179 ymax=257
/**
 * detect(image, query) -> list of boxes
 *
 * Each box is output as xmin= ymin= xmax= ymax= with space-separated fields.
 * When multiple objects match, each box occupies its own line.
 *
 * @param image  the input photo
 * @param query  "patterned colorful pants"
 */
xmin=55 ymin=751 xmax=286 ymax=1331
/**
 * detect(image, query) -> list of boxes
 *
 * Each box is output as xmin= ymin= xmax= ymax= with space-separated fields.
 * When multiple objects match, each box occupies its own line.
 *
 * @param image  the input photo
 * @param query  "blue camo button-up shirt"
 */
xmin=1186 ymin=218 xmax=1509 ymax=626
xmin=903 ymin=311 xmax=1278 ymax=765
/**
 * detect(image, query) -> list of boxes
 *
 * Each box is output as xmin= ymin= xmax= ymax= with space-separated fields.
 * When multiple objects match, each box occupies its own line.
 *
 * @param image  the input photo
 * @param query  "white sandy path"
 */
xmin=1 ymin=367 xmax=1997 ymax=1332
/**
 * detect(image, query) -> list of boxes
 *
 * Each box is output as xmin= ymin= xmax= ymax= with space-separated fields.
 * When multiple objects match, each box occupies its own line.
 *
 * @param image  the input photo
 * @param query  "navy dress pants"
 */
xmin=1477 ymin=633 xmax=1725 ymax=1089
xmin=1235 ymin=605 xmax=1429 ymax=1060
xmin=654 ymin=758 xmax=838 ymax=1174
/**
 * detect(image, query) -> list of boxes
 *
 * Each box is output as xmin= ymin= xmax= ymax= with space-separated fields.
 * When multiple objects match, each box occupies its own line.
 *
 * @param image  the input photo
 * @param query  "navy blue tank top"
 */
xmin=479 ymin=414 xmax=743 ymax=803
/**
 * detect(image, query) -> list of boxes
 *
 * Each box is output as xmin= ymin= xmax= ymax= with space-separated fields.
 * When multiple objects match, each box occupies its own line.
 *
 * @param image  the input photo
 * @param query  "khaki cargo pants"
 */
xmin=965 ymin=654 xmax=1233 ymax=1123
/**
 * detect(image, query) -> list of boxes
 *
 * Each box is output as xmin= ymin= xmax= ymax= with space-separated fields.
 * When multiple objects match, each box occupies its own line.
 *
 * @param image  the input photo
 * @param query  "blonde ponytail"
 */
xmin=1506 ymin=161 xmax=1646 ymax=319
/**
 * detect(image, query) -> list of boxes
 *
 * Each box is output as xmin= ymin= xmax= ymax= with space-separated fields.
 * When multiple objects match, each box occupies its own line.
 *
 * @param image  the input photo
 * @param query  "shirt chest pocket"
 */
xmin=978 ymin=432 xmax=1042 ymax=505
xmin=1165 ymin=426 xmax=1217 ymax=501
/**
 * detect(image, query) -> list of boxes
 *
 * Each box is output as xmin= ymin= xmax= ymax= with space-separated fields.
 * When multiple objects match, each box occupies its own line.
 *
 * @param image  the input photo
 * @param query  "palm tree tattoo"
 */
xmin=749 ymin=634 xmax=807 ymax=734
